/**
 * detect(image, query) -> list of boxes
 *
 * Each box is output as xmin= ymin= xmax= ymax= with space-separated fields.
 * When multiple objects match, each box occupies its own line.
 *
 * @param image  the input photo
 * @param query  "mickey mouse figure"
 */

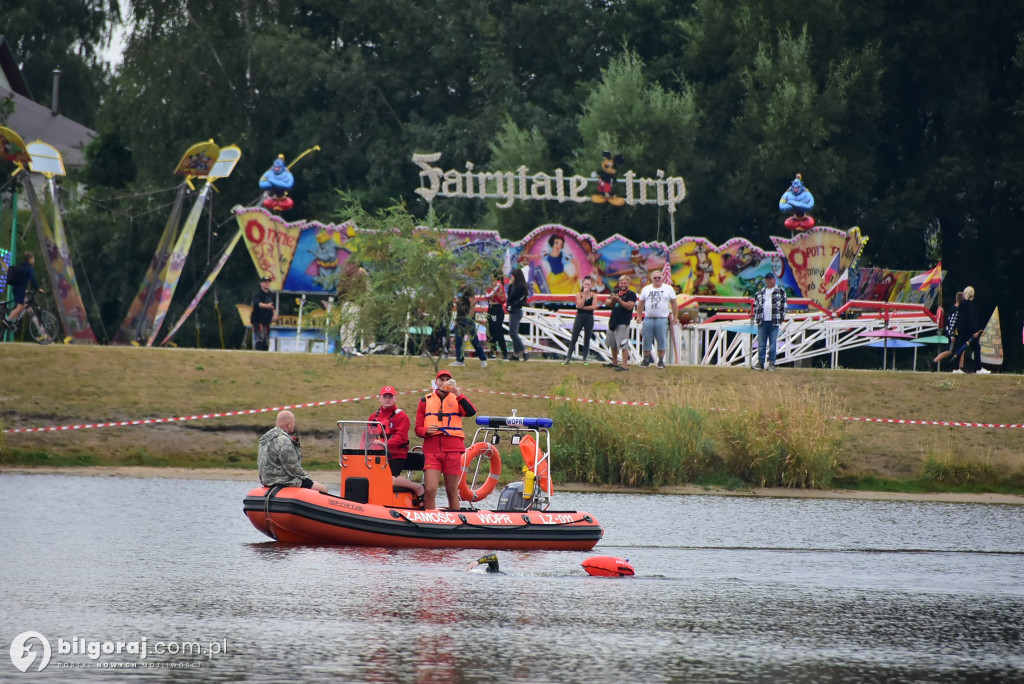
xmin=592 ymin=151 xmax=626 ymax=206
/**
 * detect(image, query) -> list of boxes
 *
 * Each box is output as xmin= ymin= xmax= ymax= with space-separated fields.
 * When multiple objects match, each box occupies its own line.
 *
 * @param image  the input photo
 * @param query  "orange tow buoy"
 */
xmin=581 ymin=555 xmax=634 ymax=577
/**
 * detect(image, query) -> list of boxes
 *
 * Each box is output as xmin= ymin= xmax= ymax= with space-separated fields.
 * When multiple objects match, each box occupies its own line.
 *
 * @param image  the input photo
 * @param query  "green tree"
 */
xmin=572 ymin=49 xmax=700 ymax=243
xmin=326 ymin=194 xmax=498 ymax=372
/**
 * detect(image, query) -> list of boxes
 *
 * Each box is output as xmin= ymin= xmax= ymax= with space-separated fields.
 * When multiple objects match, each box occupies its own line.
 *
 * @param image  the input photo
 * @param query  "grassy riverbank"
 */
xmin=1 ymin=344 xmax=1023 ymax=495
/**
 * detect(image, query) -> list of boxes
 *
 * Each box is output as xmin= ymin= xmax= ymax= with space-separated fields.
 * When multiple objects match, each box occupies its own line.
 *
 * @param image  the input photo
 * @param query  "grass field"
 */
xmin=2 ymin=344 xmax=1022 ymax=493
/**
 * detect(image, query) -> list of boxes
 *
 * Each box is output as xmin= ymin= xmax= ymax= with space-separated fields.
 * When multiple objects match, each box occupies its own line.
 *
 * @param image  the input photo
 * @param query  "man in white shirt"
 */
xmin=635 ymin=273 xmax=678 ymax=369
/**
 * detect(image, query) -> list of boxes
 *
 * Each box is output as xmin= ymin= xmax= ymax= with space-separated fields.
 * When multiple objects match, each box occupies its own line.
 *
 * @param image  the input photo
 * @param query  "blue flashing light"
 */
xmin=476 ymin=416 xmax=554 ymax=428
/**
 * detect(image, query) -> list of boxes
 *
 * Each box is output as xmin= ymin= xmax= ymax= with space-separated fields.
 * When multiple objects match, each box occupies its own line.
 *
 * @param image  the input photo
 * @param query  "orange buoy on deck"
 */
xmin=582 ymin=555 xmax=635 ymax=577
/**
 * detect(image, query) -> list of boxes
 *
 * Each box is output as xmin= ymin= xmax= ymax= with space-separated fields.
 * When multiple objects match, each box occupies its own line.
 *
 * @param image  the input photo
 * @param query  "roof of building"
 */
xmin=1 ymin=85 xmax=95 ymax=169
xmin=0 ymin=36 xmax=32 ymax=98
xmin=0 ymin=36 xmax=95 ymax=169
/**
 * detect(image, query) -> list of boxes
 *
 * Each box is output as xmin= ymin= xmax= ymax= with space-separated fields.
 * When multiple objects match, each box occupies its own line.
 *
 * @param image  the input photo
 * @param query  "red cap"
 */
xmin=379 ymin=386 xmax=397 ymax=396
xmin=435 ymin=370 xmax=452 ymax=380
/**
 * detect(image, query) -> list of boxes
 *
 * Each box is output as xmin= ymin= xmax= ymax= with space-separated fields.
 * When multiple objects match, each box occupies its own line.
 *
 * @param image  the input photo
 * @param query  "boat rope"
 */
xmin=262 ymin=486 xmax=282 ymax=541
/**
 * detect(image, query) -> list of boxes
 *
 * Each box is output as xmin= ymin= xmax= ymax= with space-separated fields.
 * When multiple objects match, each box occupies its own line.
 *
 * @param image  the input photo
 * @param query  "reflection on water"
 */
xmin=1 ymin=474 xmax=1022 ymax=682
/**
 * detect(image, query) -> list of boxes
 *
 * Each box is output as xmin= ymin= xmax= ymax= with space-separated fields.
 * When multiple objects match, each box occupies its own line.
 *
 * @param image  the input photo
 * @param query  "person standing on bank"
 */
xmin=450 ymin=286 xmax=488 ymax=368
xmin=507 ymin=268 xmax=530 ymax=361
xmin=563 ymin=276 xmax=598 ymax=365
xmin=415 ymin=370 xmax=477 ymax=510
xmin=484 ymin=273 xmax=510 ymax=361
xmin=251 ymin=276 xmax=276 ymax=351
xmin=954 ymin=285 xmax=990 ymax=374
xmin=752 ymin=272 xmax=787 ymax=371
xmin=605 ymin=275 xmax=637 ymax=371
xmin=636 ymin=272 xmax=678 ymax=368
xmin=930 ymin=291 xmax=963 ymax=372
xmin=258 ymin=410 xmax=329 ymax=492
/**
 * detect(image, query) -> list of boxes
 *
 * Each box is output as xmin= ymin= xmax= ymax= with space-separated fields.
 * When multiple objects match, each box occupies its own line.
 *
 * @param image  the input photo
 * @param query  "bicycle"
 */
xmin=0 ymin=289 xmax=59 ymax=344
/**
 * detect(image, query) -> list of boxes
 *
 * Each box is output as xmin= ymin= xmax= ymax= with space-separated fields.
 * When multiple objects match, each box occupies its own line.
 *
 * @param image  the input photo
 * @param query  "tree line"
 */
xmin=2 ymin=0 xmax=1023 ymax=368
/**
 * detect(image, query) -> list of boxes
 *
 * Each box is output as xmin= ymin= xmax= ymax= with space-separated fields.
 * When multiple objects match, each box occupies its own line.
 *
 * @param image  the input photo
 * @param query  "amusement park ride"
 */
xmin=2 ymin=124 xmax=972 ymax=367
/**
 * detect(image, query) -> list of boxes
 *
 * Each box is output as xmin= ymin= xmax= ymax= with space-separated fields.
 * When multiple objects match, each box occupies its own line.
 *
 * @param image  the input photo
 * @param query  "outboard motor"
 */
xmin=496 ymin=481 xmax=529 ymax=511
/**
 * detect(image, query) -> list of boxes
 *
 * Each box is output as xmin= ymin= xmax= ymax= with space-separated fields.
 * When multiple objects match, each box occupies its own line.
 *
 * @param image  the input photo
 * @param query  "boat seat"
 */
xmin=402 ymin=449 xmax=425 ymax=472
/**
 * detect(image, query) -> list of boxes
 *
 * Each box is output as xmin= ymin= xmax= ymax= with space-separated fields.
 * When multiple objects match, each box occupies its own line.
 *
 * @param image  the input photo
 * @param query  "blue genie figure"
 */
xmin=779 ymin=174 xmax=815 ymax=230
xmin=260 ymin=154 xmax=295 ymax=212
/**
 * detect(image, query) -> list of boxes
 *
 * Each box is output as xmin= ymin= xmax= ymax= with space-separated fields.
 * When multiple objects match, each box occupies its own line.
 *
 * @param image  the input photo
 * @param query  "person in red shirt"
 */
xmin=484 ymin=272 xmax=510 ymax=360
xmin=368 ymin=386 xmax=424 ymax=500
xmin=414 ymin=370 xmax=477 ymax=510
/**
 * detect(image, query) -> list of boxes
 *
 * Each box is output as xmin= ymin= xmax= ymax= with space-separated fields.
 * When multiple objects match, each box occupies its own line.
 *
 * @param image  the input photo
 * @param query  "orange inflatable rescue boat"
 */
xmin=244 ymin=414 xmax=603 ymax=550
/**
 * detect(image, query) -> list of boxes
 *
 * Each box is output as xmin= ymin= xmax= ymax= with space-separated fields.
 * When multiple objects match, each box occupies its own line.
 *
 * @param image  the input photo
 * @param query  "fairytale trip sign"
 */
xmin=412 ymin=152 xmax=687 ymax=214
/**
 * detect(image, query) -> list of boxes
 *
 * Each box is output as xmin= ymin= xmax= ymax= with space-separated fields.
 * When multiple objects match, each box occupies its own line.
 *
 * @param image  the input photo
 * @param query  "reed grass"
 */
xmin=921 ymin=453 xmax=1000 ymax=488
xmin=714 ymin=383 xmax=843 ymax=488
xmin=552 ymin=377 xmax=841 ymax=488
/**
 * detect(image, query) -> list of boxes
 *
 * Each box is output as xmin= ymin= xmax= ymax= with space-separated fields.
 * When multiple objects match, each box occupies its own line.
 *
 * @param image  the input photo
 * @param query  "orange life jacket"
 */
xmin=424 ymin=391 xmax=464 ymax=438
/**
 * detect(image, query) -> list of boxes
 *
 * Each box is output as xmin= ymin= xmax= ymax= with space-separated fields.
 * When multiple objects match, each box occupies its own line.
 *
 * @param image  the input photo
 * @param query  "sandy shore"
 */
xmin=3 ymin=466 xmax=1022 ymax=505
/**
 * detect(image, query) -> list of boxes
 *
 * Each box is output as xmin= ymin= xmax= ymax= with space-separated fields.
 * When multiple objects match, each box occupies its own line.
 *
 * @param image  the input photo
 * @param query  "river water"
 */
xmin=1 ymin=473 xmax=1022 ymax=683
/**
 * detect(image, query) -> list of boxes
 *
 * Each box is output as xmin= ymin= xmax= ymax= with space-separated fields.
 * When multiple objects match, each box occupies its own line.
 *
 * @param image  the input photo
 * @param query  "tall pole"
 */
xmin=4 ymin=188 xmax=16 ymax=342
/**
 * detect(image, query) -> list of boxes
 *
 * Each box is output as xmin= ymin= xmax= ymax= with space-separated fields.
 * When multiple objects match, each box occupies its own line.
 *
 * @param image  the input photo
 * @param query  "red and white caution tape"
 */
xmin=832 ymin=416 xmax=1024 ymax=429
xmin=4 ymin=387 xmax=1021 ymax=434
xmin=3 ymin=389 xmax=430 ymax=434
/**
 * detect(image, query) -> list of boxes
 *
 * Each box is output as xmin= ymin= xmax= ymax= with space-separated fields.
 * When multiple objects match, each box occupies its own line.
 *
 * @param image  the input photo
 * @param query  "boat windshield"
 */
xmin=337 ymin=420 xmax=388 ymax=458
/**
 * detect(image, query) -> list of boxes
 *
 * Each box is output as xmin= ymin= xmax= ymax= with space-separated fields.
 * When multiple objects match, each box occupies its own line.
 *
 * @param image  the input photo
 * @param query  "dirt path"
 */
xmin=3 ymin=466 xmax=1022 ymax=505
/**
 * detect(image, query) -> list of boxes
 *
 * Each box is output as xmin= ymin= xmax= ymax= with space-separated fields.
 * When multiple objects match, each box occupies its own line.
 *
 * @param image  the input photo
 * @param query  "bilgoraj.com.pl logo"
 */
xmin=9 ymin=632 xmax=50 ymax=673
xmin=9 ymin=631 xmax=227 ymax=672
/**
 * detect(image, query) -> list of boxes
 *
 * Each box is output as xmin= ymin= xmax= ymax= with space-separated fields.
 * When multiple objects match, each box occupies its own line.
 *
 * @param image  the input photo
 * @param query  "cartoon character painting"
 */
xmin=723 ymin=245 xmax=758 ymax=276
xmin=605 ymin=249 xmax=646 ymax=289
xmin=260 ymin=155 xmax=295 ymax=212
xmin=591 ymin=151 xmax=626 ymax=206
xmin=183 ymin=151 xmax=214 ymax=176
xmin=779 ymin=174 xmax=815 ymax=230
xmin=516 ymin=253 xmax=549 ymax=294
xmin=541 ymin=234 xmax=578 ymax=291
xmin=580 ymin=239 xmax=607 ymax=293
xmin=685 ymin=243 xmax=717 ymax=294
xmin=306 ymin=230 xmax=345 ymax=279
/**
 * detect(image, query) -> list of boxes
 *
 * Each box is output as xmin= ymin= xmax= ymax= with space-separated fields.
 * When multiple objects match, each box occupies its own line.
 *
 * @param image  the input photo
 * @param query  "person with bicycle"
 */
xmin=4 ymin=252 xmax=44 ymax=330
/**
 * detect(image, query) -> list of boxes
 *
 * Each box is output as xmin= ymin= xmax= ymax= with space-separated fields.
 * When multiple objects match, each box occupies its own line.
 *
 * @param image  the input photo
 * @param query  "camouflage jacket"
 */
xmin=257 ymin=426 xmax=311 ymax=487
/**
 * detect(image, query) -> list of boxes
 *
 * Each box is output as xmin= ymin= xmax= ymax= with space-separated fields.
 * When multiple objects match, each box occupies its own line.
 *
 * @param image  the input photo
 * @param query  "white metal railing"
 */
xmin=269 ymin=301 xmax=940 ymax=369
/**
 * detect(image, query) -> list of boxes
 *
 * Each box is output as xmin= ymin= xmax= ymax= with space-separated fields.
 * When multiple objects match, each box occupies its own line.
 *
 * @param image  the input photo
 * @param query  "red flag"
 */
xmin=826 ymin=269 xmax=850 ymax=298
xmin=823 ymin=252 xmax=841 ymax=284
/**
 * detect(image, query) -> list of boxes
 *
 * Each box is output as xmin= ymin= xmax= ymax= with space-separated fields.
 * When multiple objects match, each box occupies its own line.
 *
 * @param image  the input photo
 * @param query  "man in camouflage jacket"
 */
xmin=258 ymin=410 xmax=328 ymax=492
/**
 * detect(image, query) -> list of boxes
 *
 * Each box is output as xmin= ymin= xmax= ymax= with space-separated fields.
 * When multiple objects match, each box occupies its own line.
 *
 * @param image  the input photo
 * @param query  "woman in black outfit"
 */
xmin=955 ymin=285 xmax=989 ymax=374
xmin=563 ymin=276 xmax=598 ymax=365
xmin=484 ymin=273 xmax=509 ymax=361
xmin=507 ymin=269 xmax=529 ymax=361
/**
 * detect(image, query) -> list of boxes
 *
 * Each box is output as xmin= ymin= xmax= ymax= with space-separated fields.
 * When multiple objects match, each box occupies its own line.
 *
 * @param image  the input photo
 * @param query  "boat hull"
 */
xmin=243 ymin=487 xmax=603 ymax=550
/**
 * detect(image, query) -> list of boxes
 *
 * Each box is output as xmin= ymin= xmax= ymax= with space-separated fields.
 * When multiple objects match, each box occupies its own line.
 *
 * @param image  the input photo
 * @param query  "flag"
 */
xmin=826 ymin=268 xmax=850 ymax=298
xmin=823 ymin=252 xmax=841 ymax=284
xmin=910 ymin=262 xmax=943 ymax=291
